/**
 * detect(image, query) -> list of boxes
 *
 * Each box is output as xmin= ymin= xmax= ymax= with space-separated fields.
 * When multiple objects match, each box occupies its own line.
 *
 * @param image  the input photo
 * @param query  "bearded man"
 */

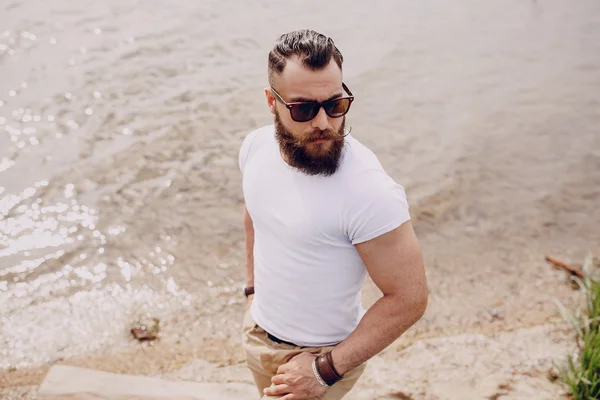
xmin=239 ymin=29 xmax=428 ymax=400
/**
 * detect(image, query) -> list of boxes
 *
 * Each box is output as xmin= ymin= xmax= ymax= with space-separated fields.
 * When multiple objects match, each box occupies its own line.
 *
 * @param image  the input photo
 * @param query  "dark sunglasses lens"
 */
xmin=290 ymin=103 xmax=319 ymax=122
xmin=324 ymin=99 xmax=351 ymax=118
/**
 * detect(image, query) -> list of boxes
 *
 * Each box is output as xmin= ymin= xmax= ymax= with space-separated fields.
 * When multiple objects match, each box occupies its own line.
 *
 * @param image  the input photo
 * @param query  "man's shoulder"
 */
xmin=339 ymin=136 xmax=405 ymax=196
xmin=338 ymin=137 xmax=410 ymax=244
xmin=241 ymin=124 xmax=274 ymax=148
xmin=341 ymin=136 xmax=386 ymax=177
xmin=239 ymin=125 xmax=274 ymax=173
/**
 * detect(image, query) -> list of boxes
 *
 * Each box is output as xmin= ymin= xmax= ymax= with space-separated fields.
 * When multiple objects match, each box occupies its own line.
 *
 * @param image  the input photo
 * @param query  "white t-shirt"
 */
xmin=239 ymin=125 xmax=410 ymax=347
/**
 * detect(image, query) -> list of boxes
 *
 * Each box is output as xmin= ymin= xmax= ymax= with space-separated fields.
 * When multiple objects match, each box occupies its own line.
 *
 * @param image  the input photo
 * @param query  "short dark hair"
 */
xmin=268 ymin=29 xmax=344 ymax=86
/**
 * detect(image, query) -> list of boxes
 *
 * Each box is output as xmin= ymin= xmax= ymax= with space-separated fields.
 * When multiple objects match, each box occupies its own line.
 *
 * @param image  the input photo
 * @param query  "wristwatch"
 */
xmin=244 ymin=286 xmax=254 ymax=298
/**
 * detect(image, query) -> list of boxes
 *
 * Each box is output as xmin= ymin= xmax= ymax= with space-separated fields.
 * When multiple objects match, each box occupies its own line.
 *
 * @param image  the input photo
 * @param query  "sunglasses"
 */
xmin=270 ymin=83 xmax=354 ymax=123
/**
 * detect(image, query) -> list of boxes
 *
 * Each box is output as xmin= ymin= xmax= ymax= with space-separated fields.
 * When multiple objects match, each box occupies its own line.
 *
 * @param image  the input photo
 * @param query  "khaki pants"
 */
xmin=241 ymin=308 xmax=366 ymax=400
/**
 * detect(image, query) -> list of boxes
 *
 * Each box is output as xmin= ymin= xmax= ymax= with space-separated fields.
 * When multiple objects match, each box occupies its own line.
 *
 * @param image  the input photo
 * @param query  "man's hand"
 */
xmin=263 ymin=352 xmax=327 ymax=399
xmin=246 ymin=293 xmax=253 ymax=309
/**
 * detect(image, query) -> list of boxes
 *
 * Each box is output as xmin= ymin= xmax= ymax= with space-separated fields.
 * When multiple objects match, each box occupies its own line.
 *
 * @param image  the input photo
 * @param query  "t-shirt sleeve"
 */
xmin=239 ymin=129 xmax=260 ymax=174
xmin=344 ymin=170 xmax=411 ymax=245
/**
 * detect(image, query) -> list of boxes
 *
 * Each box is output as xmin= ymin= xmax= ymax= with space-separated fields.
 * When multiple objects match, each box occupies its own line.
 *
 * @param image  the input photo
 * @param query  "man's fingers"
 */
xmin=280 ymin=394 xmax=296 ymax=400
xmin=276 ymin=363 xmax=290 ymax=374
xmin=271 ymin=374 xmax=286 ymax=384
xmin=263 ymin=383 xmax=291 ymax=396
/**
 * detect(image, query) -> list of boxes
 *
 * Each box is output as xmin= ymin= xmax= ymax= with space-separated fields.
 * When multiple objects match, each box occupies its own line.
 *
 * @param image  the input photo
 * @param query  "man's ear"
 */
xmin=264 ymin=87 xmax=276 ymax=115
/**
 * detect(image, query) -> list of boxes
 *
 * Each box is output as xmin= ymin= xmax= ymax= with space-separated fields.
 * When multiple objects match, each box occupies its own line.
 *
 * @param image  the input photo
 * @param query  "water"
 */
xmin=1 ymin=0 xmax=599 ymax=387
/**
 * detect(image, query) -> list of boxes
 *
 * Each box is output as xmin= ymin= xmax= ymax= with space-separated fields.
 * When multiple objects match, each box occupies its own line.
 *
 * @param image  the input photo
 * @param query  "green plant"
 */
xmin=555 ymin=254 xmax=600 ymax=400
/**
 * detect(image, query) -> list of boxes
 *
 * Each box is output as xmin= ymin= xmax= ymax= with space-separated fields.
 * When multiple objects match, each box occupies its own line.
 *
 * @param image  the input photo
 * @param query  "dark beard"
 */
xmin=274 ymin=111 xmax=345 ymax=177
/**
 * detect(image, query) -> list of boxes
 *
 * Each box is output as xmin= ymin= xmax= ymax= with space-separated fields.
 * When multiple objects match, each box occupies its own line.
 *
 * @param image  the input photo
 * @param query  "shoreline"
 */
xmin=1 ymin=257 xmax=585 ymax=399
xmin=1 ymin=318 xmax=574 ymax=399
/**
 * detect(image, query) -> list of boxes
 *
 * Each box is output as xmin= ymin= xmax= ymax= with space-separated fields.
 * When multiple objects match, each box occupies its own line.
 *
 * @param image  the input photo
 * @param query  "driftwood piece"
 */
xmin=545 ymin=255 xmax=584 ymax=279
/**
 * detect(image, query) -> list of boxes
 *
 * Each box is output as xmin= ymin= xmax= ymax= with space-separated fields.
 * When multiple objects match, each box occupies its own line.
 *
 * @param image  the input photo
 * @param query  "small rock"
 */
xmin=388 ymin=392 xmax=414 ymax=400
xmin=547 ymin=368 xmax=559 ymax=382
xmin=131 ymin=317 xmax=160 ymax=341
xmin=488 ymin=309 xmax=505 ymax=321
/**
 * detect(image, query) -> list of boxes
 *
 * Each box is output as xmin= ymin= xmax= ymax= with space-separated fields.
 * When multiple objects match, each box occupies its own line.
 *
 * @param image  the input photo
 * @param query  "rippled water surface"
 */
xmin=1 ymin=0 xmax=599 ymax=382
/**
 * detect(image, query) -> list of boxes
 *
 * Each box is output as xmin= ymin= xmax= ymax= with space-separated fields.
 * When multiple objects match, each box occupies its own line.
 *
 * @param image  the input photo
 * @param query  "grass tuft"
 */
xmin=555 ymin=253 xmax=600 ymax=400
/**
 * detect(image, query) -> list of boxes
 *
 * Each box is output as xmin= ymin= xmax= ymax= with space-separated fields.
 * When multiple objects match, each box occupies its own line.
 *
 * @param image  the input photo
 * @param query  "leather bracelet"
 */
xmin=325 ymin=351 xmax=343 ymax=380
xmin=315 ymin=352 xmax=343 ymax=386
xmin=244 ymin=286 xmax=254 ymax=297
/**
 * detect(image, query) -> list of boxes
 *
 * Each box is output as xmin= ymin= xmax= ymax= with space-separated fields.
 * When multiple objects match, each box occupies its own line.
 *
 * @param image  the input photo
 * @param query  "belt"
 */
xmin=262 ymin=327 xmax=341 ymax=348
xmin=256 ymin=324 xmax=301 ymax=347
xmin=267 ymin=332 xmax=301 ymax=347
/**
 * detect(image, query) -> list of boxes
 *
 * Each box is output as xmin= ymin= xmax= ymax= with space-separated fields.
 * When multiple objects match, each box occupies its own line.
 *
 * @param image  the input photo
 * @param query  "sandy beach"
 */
xmin=1 ymin=0 xmax=600 ymax=398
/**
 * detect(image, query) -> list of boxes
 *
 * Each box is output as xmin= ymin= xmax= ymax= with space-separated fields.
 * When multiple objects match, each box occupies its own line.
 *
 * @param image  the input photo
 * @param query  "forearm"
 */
xmin=330 ymin=293 xmax=426 ymax=375
xmin=243 ymin=206 xmax=255 ymax=286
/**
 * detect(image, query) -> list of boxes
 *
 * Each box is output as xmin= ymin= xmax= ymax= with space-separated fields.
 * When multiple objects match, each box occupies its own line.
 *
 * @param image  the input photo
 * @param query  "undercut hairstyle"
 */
xmin=268 ymin=29 xmax=344 ymax=86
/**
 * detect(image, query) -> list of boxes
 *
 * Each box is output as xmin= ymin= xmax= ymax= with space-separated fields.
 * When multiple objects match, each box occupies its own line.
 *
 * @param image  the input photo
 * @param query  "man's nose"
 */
xmin=311 ymin=107 xmax=329 ymax=131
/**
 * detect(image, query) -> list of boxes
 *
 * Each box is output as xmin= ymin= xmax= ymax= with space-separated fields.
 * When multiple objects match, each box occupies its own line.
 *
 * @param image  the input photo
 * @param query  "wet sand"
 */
xmin=1 ymin=0 xmax=600 ymax=398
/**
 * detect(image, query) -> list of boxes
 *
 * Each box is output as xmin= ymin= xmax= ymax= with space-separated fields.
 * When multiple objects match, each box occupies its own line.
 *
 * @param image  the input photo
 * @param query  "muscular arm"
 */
xmin=330 ymin=220 xmax=428 ymax=375
xmin=243 ymin=205 xmax=255 ymax=288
